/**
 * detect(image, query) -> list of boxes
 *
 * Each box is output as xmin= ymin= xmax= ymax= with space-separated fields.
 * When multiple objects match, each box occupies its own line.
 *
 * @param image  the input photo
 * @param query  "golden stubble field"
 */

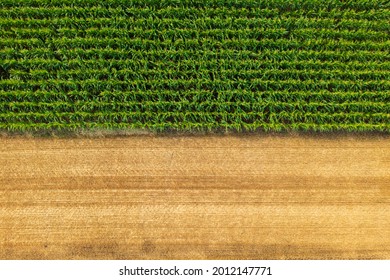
xmin=0 ymin=135 xmax=389 ymax=259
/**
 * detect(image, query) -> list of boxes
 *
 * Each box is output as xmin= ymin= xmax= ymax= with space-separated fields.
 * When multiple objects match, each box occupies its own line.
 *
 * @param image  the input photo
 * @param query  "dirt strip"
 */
xmin=1 ymin=135 xmax=389 ymax=259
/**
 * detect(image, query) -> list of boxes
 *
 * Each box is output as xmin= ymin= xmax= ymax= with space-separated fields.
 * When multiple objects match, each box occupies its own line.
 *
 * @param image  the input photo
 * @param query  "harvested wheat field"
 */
xmin=0 ymin=135 xmax=389 ymax=259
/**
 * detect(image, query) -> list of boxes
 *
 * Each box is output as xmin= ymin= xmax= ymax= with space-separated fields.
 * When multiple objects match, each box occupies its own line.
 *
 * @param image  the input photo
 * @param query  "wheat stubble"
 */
xmin=0 ymin=135 xmax=389 ymax=259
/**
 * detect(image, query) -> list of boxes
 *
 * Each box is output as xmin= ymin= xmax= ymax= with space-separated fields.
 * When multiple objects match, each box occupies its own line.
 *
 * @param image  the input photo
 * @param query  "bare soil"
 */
xmin=1 ymin=135 xmax=389 ymax=259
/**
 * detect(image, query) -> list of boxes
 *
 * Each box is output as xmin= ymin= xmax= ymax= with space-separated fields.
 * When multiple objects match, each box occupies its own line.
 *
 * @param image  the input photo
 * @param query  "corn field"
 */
xmin=0 ymin=0 xmax=389 ymax=132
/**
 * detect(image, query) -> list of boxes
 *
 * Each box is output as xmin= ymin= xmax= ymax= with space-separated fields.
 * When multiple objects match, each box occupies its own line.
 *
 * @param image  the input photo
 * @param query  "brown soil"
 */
xmin=1 ymin=135 xmax=389 ymax=259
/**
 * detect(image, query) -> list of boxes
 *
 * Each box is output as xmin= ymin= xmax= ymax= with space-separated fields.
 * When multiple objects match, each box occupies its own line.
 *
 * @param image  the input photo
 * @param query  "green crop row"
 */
xmin=1 ymin=111 xmax=389 ymax=125
xmin=6 ymin=68 xmax=390 ymax=82
xmin=2 ymin=51 xmax=389 ymax=72
xmin=2 ymin=37 xmax=389 ymax=52
xmin=2 ymin=48 xmax=388 ymax=65
xmin=0 ymin=0 xmax=388 ymax=14
xmin=1 ymin=78 xmax=388 ymax=92
xmin=2 ymin=27 xmax=387 ymax=43
xmin=2 ymin=101 xmax=390 ymax=115
xmin=1 ymin=17 xmax=389 ymax=32
xmin=0 ymin=5 xmax=388 ymax=18
xmin=2 ymin=90 xmax=390 ymax=104
xmin=2 ymin=121 xmax=389 ymax=133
